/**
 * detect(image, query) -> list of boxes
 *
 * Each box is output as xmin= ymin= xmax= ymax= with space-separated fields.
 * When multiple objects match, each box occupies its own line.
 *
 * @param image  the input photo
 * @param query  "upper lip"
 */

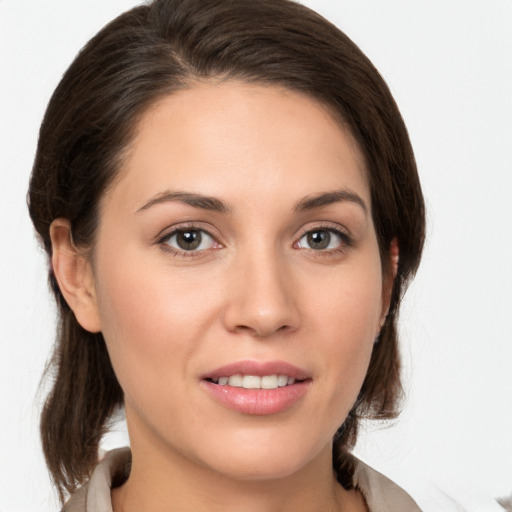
xmin=201 ymin=360 xmax=311 ymax=381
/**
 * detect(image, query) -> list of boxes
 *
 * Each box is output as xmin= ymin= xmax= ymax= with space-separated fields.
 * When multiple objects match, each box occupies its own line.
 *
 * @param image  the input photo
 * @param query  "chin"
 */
xmin=195 ymin=429 xmax=331 ymax=482
xmin=208 ymin=456 xmax=311 ymax=483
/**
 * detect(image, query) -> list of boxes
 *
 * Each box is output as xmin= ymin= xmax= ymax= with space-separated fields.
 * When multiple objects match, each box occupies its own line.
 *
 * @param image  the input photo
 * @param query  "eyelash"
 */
xmin=156 ymin=223 xmax=222 ymax=258
xmin=294 ymin=224 xmax=352 ymax=257
xmin=155 ymin=223 xmax=352 ymax=258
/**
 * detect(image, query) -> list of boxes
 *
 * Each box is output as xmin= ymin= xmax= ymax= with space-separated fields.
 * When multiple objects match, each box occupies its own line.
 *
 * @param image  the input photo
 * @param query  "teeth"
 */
xmin=228 ymin=374 xmax=243 ymax=387
xmin=261 ymin=375 xmax=278 ymax=389
xmin=242 ymin=375 xmax=261 ymax=389
xmin=277 ymin=375 xmax=288 ymax=387
xmin=214 ymin=374 xmax=297 ymax=389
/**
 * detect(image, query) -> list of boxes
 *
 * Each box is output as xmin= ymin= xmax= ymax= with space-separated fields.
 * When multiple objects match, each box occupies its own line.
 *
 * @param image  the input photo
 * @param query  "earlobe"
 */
xmin=50 ymin=219 xmax=102 ymax=333
xmin=390 ymin=237 xmax=399 ymax=278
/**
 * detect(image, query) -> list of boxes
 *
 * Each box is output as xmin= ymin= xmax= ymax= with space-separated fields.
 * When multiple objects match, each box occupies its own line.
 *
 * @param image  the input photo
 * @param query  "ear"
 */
xmin=50 ymin=219 xmax=101 ymax=333
xmin=389 ymin=237 xmax=399 ymax=278
xmin=379 ymin=237 xmax=399 ymax=329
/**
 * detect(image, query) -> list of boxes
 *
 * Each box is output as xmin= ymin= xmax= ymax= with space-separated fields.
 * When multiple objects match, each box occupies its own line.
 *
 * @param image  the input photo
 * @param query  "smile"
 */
xmin=208 ymin=374 xmax=298 ymax=389
xmin=201 ymin=361 xmax=311 ymax=415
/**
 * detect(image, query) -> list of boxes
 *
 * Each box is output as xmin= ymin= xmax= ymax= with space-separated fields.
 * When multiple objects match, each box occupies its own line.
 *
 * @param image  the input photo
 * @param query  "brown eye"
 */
xmin=176 ymin=230 xmax=201 ymax=250
xmin=297 ymin=229 xmax=346 ymax=251
xmin=306 ymin=230 xmax=330 ymax=250
xmin=164 ymin=229 xmax=215 ymax=251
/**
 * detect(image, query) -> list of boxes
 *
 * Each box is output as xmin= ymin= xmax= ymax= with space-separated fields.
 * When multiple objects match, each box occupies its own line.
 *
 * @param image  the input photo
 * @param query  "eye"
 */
xmin=163 ymin=229 xmax=217 ymax=252
xmin=296 ymin=228 xmax=347 ymax=251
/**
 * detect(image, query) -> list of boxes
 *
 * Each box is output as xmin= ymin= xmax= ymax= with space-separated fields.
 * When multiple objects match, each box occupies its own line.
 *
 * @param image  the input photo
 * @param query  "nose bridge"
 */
xmin=222 ymin=243 xmax=300 ymax=337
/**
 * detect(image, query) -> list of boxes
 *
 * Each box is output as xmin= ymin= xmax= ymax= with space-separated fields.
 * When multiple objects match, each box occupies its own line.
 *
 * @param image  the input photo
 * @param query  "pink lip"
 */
xmin=201 ymin=360 xmax=311 ymax=381
xmin=200 ymin=360 xmax=311 ymax=416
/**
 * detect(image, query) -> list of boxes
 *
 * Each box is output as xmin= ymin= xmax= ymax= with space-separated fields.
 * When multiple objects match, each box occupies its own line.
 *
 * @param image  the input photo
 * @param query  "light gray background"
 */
xmin=1 ymin=0 xmax=511 ymax=510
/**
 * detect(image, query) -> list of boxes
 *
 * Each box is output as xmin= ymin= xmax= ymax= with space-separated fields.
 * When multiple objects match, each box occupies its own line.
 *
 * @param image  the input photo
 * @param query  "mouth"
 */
xmin=200 ymin=361 xmax=311 ymax=415
xmin=205 ymin=374 xmax=301 ymax=389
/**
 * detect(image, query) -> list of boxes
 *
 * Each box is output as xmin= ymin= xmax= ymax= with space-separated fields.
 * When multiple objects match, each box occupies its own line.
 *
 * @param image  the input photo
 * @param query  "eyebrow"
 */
xmin=294 ymin=189 xmax=368 ymax=214
xmin=136 ymin=190 xmax=230 ymax=214
xmin=136 ymin=188 xmax=367 ymax=216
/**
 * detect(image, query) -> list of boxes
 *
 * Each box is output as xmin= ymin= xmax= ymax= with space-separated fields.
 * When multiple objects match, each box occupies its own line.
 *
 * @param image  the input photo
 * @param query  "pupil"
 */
xmin=177 ymin=230 xmax=201 ymax=250
xmin=307 ymin=230 xmax=330 ymax=250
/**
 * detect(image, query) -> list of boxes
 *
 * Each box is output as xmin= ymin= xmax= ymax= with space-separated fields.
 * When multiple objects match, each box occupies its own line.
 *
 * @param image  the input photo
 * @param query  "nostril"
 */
xmin=232 ymin=322 xmax=293 ymax=337
xmin=221 ymin=276 xmax=301 ymax=337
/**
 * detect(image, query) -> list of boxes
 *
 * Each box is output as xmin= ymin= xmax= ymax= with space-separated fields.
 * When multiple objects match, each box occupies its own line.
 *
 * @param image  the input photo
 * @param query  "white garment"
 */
xmin=62 ymin=447 xmax=504 ymax=512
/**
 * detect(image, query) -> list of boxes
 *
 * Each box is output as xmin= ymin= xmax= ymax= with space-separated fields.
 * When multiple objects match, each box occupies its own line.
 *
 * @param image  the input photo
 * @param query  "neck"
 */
xmin=111 ymin=431 xmax=364 ymax=512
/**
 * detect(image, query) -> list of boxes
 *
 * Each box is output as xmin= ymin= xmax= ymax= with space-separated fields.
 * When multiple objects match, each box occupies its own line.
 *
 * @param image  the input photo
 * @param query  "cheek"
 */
xmin=309 ymin=262 xmax=383 ymax=402
xmin=92 ymin=248 xmax=217 ymax=394
xmin=311 ymin=261 xmax=383 ymax=341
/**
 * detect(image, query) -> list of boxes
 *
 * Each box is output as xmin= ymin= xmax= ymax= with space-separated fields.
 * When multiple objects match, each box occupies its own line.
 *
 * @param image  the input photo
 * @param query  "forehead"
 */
xmin=104 ymin=81 xmax=369 ymax=212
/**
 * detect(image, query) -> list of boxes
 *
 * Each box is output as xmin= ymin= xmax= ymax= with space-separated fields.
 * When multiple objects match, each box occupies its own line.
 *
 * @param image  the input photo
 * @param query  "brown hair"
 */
xmin=28 ymin=0 xmax=425 ymax=501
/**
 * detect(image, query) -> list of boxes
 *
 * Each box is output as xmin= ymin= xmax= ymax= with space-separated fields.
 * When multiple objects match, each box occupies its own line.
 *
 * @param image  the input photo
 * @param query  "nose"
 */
xmin=221 ymin=251 xmax=301 ymax=338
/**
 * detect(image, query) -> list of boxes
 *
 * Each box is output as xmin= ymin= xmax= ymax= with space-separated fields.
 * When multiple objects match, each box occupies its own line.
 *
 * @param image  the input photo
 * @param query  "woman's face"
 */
xmin=89 ymin=82 xmax=388 ymax=481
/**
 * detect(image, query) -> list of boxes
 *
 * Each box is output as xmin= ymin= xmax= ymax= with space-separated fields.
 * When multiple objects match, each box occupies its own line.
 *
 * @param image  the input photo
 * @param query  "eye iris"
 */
xmin=307 ymin=230 xmax=330 ymax=250
xmin=176 ymin=230 xmax=201 ymax=250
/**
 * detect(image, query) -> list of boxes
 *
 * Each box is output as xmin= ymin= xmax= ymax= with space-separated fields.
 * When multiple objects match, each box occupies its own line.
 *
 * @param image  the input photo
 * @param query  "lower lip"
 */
xmin=201 ymin=380 xmax=310 ymax=415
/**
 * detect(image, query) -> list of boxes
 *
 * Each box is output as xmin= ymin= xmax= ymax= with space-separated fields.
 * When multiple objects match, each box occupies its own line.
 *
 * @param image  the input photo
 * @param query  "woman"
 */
xmin=25 ymin=0 xmax=503 ymax=510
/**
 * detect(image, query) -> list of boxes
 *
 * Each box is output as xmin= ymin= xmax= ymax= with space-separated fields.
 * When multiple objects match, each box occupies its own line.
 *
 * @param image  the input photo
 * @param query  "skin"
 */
xmin=51 ymin=82 xmax=393 ymax=511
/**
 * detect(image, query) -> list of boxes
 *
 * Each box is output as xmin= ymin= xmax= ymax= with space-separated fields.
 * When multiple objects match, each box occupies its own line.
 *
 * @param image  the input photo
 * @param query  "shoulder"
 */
xmin=62 ymin=447 xmax=131 ymax=512
xmin=353 ymin=456 xmax=506 ymax=512
xmin=353 ymin=458 xmax=423 ymax=511
xmin=61 ymin=485 xmax=87 ymax=512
